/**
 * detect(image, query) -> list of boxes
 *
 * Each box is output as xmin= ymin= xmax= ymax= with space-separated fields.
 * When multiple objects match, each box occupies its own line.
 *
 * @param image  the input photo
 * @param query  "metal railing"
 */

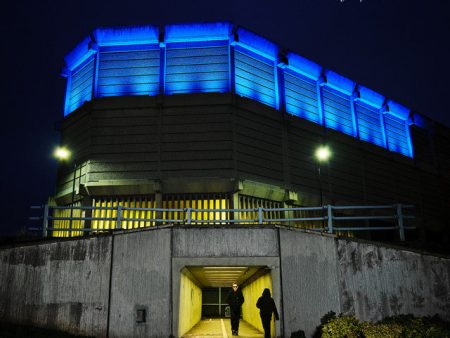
xmin=29 ymin=203 xmax=415 ymax=241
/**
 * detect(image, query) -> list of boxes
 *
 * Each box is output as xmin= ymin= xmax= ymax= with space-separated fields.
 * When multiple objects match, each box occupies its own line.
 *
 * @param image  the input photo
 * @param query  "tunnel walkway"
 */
xmin=183 ymin=318 xmax=263 ymax=338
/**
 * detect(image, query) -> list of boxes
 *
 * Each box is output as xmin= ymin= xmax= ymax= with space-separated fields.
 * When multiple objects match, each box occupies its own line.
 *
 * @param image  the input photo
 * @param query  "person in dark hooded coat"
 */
xmin=256 ymin=288 xmax=279 ymax=338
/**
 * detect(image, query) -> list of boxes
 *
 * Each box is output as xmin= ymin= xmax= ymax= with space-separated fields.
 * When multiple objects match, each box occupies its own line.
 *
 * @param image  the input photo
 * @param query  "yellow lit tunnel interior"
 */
xmin=178 ymin=267 xmax=273 ymax=337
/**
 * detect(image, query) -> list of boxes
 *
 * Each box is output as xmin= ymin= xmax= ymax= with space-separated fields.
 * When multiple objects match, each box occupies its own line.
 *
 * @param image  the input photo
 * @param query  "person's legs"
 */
xmin=230 ymin=308 xmax=241 ymax=335
xmin=236 ymin=308 xmax=241 ymax=333
xmin=261 ymin=315 xmax=271 ymax=338
xmin=230 ymin=308 xmax=238 ymax=334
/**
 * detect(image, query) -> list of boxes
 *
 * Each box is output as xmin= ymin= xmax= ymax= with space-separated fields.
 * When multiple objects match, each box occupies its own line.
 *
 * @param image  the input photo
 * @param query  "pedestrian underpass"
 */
xmin=178 ymin=265 xmax=276 ymax=337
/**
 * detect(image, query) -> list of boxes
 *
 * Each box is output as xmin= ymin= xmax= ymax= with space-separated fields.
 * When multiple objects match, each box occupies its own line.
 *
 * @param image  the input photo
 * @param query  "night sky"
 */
xmin=1 ymin=0 xmax=449 ymax=236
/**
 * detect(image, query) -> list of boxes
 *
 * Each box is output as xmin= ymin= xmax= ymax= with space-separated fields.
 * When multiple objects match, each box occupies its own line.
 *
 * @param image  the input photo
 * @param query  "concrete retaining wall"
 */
xmin=0 ymin=237 xmax=111 ymax=336
xmin=0 ymin=227 xmax=449 ymax=337
xmin=108 ymin=229 xmax=172 ymax=338
xmin=337 ymin=238 xmax=450 ymax=321
xmin=280 ymin=230 xmax=341 ymax=337
xmin=279 ymin=230 xmax=450 ymax=337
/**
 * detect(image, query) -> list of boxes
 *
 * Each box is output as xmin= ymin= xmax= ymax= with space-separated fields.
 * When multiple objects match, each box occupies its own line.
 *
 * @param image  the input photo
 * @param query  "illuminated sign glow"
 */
xmin=63 ymin=22 xmax=417 ymax=158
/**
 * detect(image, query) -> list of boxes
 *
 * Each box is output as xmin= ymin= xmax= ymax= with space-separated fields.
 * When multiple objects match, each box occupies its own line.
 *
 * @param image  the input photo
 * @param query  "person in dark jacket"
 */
xmin=227 ymin=282 xmax=244 ymax=336
xmin=256 ymin=288 xmax=279 ymax=338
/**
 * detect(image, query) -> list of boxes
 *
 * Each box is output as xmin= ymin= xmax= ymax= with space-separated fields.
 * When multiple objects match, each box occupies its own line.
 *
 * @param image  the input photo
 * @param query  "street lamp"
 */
xmin=314 ymin=145 xmax=332 ymax=230
xmin=53 ymin=146 xmax=71 ymax=161
xmin=315 ymin=145 xmax=331 ymax=163
xmin=54 ymin=146 xmax=76 ymax=236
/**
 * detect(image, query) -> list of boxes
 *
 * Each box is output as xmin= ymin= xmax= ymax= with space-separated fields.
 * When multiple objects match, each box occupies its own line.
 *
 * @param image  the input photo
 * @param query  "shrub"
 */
xmin=380 ymin=314 xmax=450 ymax=338
xmin=313 ymin=311 xmax=337 ymax=338
xmin=360 ymin=321 xmax=402 ymax=338
xmin=321 ymin=315 xmax=363 ymax=338
xmin=317 ymin=313 xmax=450 ymax=338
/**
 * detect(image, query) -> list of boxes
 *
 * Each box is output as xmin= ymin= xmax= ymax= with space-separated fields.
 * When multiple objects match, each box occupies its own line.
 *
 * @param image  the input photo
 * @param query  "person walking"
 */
xmin=227 ymin=282 xmax=244 ymax=336
xmin=256 ymin=288 xmax=279 ymax=338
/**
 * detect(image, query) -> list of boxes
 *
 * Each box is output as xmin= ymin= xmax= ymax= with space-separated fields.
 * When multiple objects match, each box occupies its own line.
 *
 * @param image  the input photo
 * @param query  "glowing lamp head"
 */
xmin=54 ymin=146 xmax=71 ymax=161
xmin=315 ymin=146 xmax=331 ymax=162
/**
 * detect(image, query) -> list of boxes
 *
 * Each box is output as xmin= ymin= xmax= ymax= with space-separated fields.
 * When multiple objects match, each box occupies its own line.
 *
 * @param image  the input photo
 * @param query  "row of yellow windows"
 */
xmin=52 ymin=196 xmax=230 ymax=237
xmin=51 ymin=195 xmax=353 ymax=238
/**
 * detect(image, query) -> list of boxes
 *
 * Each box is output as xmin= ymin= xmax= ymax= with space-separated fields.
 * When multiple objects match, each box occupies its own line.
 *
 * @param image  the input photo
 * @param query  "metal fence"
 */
xmin=29 ymin=204 xmax=415 ymax=241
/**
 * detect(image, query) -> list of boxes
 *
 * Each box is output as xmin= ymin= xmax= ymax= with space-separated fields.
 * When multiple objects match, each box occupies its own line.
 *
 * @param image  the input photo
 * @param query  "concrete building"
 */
xmin=1 ymin=22 xmax=449 ymax=337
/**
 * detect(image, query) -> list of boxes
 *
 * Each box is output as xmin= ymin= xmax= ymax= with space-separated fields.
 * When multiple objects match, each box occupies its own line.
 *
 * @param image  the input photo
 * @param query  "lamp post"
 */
xmin=314 ymin=145 xmax=332 ymax=230
xmin=54 ymin=146 xmax=75 ymax=236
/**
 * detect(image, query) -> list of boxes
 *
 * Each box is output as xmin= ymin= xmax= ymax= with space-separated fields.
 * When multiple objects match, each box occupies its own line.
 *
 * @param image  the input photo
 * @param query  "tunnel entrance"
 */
xmin=173 ymin=257 xmax=281 ymax=337
xmin=178 ymin=265 xmax=274 ymax=337
xmin=186 ymin=266 xmax=269 ymax=318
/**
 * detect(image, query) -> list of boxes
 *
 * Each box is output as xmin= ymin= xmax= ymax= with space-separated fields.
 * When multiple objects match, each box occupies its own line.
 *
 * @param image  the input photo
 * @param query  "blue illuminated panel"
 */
xmin=97 ymin=46 xmax=160 ymax=97
xmin=384 ymin=114 xmax=411 ymax=157
xmin=235 ymin=49 xmax=276 ymax=108
xmin=68 ymin=56 xmax=95 ymax=113
xmin=62 ymin=23 xmax=421 ymax=158
xmin=322 ymin=87 xmax=354 ymax=136
xmin=355 ymin=102 xmax=384 ymax=147
xmin=284 ymin=70 xmax=320 ymax=123
xmin=165 ymin=43 xmax=229 ymax=94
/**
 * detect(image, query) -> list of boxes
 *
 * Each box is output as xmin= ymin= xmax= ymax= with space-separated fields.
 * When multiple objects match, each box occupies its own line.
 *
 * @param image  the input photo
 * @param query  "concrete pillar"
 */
xmin=155 ymin=191 xmax=163 ymax=224
xmin=232 ymin=192 xmax=240 ymax=223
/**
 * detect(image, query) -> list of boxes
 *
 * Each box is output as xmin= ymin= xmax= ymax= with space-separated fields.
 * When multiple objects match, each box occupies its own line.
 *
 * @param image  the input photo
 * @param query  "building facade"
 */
xmin=55 ymin=22 xmax=449 ymax=247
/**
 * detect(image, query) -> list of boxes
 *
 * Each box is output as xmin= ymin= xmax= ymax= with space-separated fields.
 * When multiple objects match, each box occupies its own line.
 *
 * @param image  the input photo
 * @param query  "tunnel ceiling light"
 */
xmin=204 ymin=271 xmax=243 ymax=274
xmin=203 ymin=266 xmax=247 ymax=270
xmin=208 ymin=278 xmax=242 ymax=281
xmin=207 ymin=278 xmax=238 ymax=280
xmin=204 ymin=273 xmax=244 ymax=276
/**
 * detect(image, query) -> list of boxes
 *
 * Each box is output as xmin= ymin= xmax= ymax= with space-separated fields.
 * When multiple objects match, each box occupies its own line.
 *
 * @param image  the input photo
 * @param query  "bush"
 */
xmin=313 ymin=311 xmax=337 ymax=338
xmin=317 ymin=313 xmax=450 ymax=338
xmin=320 ymin=315 xmax=363 ymax=338
xmin=360 ymin=322 xmax=402 ymax=338
xmin=380 ymin=314 xmax=450 ymax=338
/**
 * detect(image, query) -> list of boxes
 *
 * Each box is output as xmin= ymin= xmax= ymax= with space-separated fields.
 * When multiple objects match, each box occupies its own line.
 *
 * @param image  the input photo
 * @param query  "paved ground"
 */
xmin=183 ymin=318 xmax=263 ymax=338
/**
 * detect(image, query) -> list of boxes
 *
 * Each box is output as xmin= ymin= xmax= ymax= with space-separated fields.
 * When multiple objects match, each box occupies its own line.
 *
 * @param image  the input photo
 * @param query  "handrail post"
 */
xmin=186 ymin=208 xmax=192 ymax=225
xmin=117 ymin=206 xmax=122 ymax=230
xmin=327 ymin=205 xmax=333 ymax=234
xmin=396 ymin=204 xmax=405 ymax=241
xmin=258 ymin=207 xmax=263 ymax=224
xmin=43 ymin=204 xmax=49 ymax=238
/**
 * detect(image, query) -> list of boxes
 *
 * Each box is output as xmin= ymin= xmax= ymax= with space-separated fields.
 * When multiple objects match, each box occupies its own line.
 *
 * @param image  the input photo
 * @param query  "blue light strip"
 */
xmin=63 ymin=73 xmax=72 ymax=116
xmin=350 ymin=91 xmax=359 ymax=139
xmin=286 ymin=52 xmax=321 ymax=81
xmin=277 ymin=62 xmax=286 ymax=112
xmin=165 ymin=22 xmax=232 ymax=43
xmin=228 ymin=38 xmax=235 ymax=93
xmin=160 ymin=42 xmax=166 ymax=95
xmin=92 ymin=50 xmax=100 ymax=98
xmin=93 ymin=26 xmax=159 ymax=46
xmin=64 ymin=36 xmax=96 ymax=71
xmin=317 ymin=78 xmax=326 ymax=126
xmin=62 ymin=22 xmax=420 ymax=158
xmin=233 ymin=27 xmax=278 ymax=61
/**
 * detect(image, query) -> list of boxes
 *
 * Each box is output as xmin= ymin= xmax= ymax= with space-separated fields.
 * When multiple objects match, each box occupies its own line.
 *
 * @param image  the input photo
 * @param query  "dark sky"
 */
xmin=1 ymin=0 xmax=449 ymax=236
